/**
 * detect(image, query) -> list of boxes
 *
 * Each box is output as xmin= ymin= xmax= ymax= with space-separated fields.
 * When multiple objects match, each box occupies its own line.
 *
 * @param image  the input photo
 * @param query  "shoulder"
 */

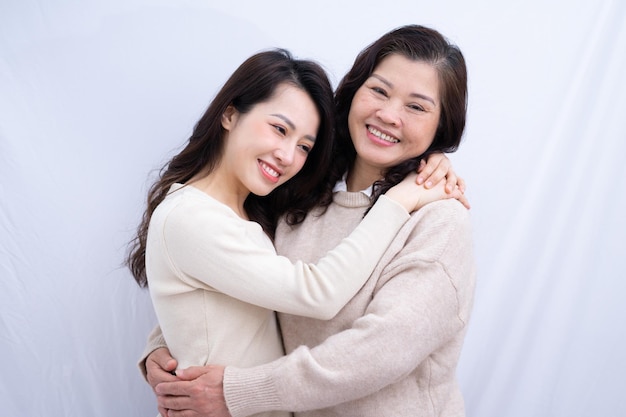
xmin=158 ymin=187 xmax=232 ymax=222
xmin=394 ymin=199 xmax=473 ymax=261
xmin=409 ymin=199 xmax=471 ymax=236
xmin=154 ymin=187 xmax=251 ymax=240
xmin=414 ymin=198 xmax=469 ymax=222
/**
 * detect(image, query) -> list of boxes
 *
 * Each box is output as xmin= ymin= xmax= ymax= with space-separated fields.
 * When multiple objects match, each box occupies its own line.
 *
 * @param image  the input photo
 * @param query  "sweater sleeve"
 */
xmin=154 ymin=194 xmax=409 ymax=320
xmin=137 ymin=325 xmax=167 ymax=381
xmin=222 ymin=200 xmax=476 ymax=416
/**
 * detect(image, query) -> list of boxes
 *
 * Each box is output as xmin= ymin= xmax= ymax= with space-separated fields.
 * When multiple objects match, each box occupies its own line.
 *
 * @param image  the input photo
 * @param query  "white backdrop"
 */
xmin=1 ymin=0 xmax=625 ymax=416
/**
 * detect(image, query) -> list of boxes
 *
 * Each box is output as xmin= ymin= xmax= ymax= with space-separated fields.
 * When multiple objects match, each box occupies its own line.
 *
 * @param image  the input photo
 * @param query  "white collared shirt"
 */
xmin=332 ymin=173 xmax=374 ymax=197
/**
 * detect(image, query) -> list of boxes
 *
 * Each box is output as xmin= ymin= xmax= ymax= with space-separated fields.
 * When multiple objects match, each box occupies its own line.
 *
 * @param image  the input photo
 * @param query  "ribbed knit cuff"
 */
xmin=224 ymin=363 xmax=282 ymax=417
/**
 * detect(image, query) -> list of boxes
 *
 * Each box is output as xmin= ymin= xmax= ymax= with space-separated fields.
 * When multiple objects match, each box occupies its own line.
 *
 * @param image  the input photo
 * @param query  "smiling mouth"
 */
xmin=368 ymin=126 xmax=399 ymax=143
xmin=258 ymin=160 xmax=280 ymax=183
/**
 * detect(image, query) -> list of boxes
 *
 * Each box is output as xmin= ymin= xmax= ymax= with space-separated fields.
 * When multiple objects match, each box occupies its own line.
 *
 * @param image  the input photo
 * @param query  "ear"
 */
xmin=221 ymin=105 xmax=238 ymax=131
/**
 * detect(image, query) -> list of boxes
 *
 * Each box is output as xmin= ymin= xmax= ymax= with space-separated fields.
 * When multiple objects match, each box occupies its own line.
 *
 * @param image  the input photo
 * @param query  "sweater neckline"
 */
xmin=332 ymin=190 xmax=372 ymax=208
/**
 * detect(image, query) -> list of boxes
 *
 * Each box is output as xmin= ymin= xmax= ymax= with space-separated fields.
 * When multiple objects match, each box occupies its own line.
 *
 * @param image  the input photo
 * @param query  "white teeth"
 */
xmin=368 ymin=126 xmax=399 ymax=143
xmin=260 ymin=161 xmax=279 ymax=177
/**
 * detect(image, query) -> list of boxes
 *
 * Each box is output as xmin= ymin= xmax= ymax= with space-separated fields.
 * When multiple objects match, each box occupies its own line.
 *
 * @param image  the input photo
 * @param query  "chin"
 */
xmin=255 ymin=184 xmax=282 ymax=197
xmin=254 ymin=189 xmax=274 ymax=197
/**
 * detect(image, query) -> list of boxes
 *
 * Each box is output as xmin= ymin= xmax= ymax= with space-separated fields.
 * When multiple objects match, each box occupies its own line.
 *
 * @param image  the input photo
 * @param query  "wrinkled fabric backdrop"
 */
xmin=1 ymin=1 xmax=625 ymax=416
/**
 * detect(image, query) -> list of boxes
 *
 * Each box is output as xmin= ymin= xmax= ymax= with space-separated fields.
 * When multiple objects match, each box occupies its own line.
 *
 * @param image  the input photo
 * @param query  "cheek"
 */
xmin=281 ymin=154 xmax=309 ymax=183
xmin=293 ymin=154 xmax=309 ymax=173
xmin=348 ymin=102 xmax=368 ymax=137
xmin=349 ymin=95 xmax=371 ymax=119
xmin=412 ymin=118 xmax=439 ymax=144
xmin=401 ymin=130 xmax=433 ymax=157
xmin=427 ymin=121 xmax=440 ymax=142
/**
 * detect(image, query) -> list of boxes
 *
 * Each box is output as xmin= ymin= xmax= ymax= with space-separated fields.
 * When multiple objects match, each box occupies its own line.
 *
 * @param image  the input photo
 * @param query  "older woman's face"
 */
xmin=348 ymin=54 xmax=440 ymax=175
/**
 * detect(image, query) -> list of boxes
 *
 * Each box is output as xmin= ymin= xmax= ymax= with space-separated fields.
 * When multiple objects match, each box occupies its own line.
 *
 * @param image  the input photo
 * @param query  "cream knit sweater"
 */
xmin=143 ymin=184 xmax=410 ymax=417
xmin=142 ymin=190 xmax=475 ymax=416
xmin=223 ymin=191 xmax=476 ymax=417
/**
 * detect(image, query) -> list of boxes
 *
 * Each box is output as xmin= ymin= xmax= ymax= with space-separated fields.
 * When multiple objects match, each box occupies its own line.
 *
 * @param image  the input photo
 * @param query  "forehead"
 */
xmin=263 ymin=83 xmax=310 ymax=106
xmin=372 ymin=54 xmax=440 ymax=101
xmin=256 ymin=83 xmax=320 ymax=132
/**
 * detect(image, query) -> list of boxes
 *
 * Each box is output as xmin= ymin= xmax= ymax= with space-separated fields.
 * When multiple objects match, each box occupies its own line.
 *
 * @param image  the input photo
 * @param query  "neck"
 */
xmin=188 ymin=170 xmax=249 ymax=219
xmin=346 ymin=159 xmax=383 ymax=192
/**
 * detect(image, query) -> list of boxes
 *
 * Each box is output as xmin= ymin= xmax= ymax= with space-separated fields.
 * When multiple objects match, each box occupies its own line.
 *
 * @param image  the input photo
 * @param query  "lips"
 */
xmin=258 ymin=159 xmax=281 ymax=183
xmin=367 ymin=125 xmax=399 ymax=143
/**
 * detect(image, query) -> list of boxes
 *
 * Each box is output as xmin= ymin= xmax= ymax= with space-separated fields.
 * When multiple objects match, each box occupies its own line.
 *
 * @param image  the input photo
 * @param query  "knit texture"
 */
xmin=141 ymin=185 xmax=411 ymax=417
xmin=224 ymin=191 xmax=476 ymax=417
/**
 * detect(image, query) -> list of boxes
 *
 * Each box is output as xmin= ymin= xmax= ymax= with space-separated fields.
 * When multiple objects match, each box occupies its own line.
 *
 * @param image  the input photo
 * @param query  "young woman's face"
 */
xmin=220 ymin=83 xmax=319 ymax=197
xmin=348 ymin=54 xmax=441 ymax=178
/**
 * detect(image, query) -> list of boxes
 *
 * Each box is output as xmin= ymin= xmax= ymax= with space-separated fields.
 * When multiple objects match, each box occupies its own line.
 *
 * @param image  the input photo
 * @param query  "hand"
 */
xmin=155 ymin=365 xmax=230 ymax=417
xmin=416 ymin=153 xmax=470 ymax=209
xmin=146 ymin=348 xmax=179 ymax=417
xmin=387 ymin=172 xmax=465 ymax=213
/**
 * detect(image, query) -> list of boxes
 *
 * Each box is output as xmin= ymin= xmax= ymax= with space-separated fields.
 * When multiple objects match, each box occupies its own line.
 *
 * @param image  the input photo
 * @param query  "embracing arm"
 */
xmin=157 ymin=193 xmax=408 ymax=320
xmin=222 ymin=200 xmax=476 ymax=416
xmin=154 ymin=173 xmax=461 ymax=321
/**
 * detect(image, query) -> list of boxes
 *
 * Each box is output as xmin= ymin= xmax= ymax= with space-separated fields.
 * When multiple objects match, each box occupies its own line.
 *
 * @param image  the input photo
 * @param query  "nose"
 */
xmin=376 ymin=100 xmax=402 ymax=126
xmin=273 ymin=142 xmax=296 ymax=166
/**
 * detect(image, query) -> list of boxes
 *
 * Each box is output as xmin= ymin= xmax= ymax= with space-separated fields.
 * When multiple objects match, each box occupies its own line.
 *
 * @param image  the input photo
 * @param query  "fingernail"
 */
xmin=426 ymin=181 xmax=432 ymax=188
xmin=417 ymin=176 xmax=424 ymax=184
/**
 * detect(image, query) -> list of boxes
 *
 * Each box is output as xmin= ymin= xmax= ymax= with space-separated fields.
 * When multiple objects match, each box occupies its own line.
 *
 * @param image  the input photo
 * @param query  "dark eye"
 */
xmin=372 ymin=86 xmax=387 ymax=96
xmin=408 ymin=104 xmax=425 ymax=112
xmin=273 ymin=124 xmax=287 ymax=135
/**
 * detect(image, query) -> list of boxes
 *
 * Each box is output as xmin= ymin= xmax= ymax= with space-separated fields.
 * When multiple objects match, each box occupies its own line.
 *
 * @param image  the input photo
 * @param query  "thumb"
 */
xmin=164 ymin=358 xmax=178 ymax=372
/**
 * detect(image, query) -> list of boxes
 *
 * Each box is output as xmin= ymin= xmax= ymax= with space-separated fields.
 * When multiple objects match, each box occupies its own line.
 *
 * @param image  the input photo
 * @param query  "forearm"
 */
xmin=162 ymin=195 xmax=409 ymax=320
xmin=224 ymin=271 xmax=460 ymax=415
xmin=224 ymin=203 xmax=476 ymax=416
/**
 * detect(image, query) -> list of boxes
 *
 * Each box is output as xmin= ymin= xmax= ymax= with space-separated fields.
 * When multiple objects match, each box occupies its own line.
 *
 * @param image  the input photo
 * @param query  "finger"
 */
xmin=148 ymin=372 xmax=179 ymax=391
xmin=457 ymin=176 xmax=467 ymax=194
xmin=416 ymin=159 xmax=426 ymax=172
xmin=158 ymin=393 xmax=192 ymax=411
xmin=176 ymin=365 xmax=212 ymax=381
xmin=455 ymin=189 xmax=471 ymax=209
xmin=416 ymin=160 xmax=433 ymax=185
xmin=153 ymin=348 xmax=178 ymax=371
xmin=419 ymin=153 xmax=450 ymax=186
xmin=444 ymin=172 xmax=458 ymax=194
xmin=168 ymin=410 xmax=197 ymax=417
xmin=424 ymin=163 xmax=452 ymax=189
xmin=147 ymin=362 xmax=180 ymax=388
xmin=156 ymin=380 xmax=194 ymax=397
xmin=165 ymin=359 xmax=178 ymax=372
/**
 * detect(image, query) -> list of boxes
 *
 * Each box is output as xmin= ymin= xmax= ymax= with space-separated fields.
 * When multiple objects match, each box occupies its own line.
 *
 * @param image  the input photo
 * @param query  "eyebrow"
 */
xmin=371 ymin=74 xmax=437 ymax=106
xmin=271 ymin=113 xmax=316 ymax=142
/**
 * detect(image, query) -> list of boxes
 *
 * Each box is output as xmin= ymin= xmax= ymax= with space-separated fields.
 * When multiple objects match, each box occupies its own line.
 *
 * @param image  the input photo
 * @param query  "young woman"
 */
xmin=144 ymin=25 xmax=475 ymax=417
xmin=127 ymin=48 xmax=464 ymax=416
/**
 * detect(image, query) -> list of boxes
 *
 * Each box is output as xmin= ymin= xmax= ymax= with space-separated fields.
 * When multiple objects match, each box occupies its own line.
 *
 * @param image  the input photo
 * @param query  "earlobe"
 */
xmin=221 ymin=105 xmax=237 ymax=130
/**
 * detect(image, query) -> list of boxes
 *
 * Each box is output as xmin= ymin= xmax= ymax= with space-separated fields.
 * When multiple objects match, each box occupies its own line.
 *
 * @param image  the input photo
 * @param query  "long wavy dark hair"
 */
xmin=126 ymin=49 xmax=335 ymax=287
xmin=320 ymin=24 xmax=468 ymax=207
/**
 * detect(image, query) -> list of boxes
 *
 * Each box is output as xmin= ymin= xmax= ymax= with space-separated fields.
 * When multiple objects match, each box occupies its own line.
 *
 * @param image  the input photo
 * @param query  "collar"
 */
xmin=332 ymin=172 xmax=374 ymax=197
